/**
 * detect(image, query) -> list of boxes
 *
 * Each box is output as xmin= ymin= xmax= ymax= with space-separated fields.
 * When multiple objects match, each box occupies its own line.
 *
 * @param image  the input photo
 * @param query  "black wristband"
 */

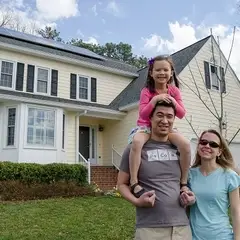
xmin=180 ymin=183 xmax=188 ymax=188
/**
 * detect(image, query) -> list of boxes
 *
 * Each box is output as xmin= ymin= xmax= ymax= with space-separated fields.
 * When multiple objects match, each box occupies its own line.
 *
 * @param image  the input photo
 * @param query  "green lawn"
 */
xmin=0 ymin=196 xmax=135 ymax=240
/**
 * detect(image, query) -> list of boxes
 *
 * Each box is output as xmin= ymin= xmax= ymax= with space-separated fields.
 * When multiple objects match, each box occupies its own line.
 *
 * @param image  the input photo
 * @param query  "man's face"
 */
xmin=150 ymin=106 xmax=175 ymax=136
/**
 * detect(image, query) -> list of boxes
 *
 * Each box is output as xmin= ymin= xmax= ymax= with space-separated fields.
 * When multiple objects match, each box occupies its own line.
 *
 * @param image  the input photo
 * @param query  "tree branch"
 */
xmin=228 ymin=127 xmax=240 ymax=145
xmin=194 ymin=58 xmax=219 ymax=118
xmin=225 ymin=26 xmax=236 ymax=75
xmin=180 ymin=77 xmax=219 ymax=119
xmin=185 ymin=116 xmax=199 ymax=139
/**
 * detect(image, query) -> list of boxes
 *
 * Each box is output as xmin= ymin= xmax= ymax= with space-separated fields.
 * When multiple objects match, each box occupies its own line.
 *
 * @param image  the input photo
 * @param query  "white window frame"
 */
xmin=34 ymin=66 xmax=51 ymax=95
xmin=0 ymin=59 xmax=16 ymax=90
xmin=62 ymin=113 xmax=66 ymax=150
xmin=24 ymin=105 xmax=57 ymax=149
xmin=4 ymin=106 xmax=17 ymax=148
xmin=209 ymin=64 xmax=220 ymax=91
xmin=77 ymin=75 xmax=91 ymax=102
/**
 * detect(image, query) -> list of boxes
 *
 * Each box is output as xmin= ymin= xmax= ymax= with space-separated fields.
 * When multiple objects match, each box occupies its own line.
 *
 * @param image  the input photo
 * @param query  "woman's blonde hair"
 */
xmin=192 ymin=129 xmax=235 ymax=170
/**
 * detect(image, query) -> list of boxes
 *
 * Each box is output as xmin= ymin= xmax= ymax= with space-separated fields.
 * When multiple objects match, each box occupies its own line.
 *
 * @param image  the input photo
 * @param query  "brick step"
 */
xmin=91 ymin=166 xmax=118 ymax=191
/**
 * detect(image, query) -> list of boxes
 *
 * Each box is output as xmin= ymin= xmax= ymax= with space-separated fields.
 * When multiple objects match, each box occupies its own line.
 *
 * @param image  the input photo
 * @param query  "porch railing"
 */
xmin=78 ymin=152 xmax=91 ymax=184
xmin=112 ymin=145 xmax=122 ymax=170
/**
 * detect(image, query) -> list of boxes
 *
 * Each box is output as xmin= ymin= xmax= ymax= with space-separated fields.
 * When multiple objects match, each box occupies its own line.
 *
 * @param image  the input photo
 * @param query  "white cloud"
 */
xmin=0 ymin=0 xmax=80 ymax=35
xmin=36 ymin=0 xmax=79 ymax=21
xmin=106 ymin=1 xmax=120 ymax=17
xmin=84 ymin=37 xmax=98 ymax=45
xmin=76 ymin=29 xmax=84 ymax=38
xmin=141 ymin=21 xmax=240 ymax=78
xmin=91 ymin=4 xmax=98 ymax=16
xmin=102 ymin=18 xmax=106 ymax=24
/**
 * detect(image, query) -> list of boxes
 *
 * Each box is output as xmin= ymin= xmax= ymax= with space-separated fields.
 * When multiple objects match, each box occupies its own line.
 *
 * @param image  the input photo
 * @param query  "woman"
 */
xmin=182 ymin=129 xmax=240 ymax=240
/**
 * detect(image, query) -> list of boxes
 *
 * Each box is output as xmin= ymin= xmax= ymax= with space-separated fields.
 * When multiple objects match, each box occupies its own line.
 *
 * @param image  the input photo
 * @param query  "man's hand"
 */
xmin=135 ymin=190 xmax=156 ymax=208
xmin=180 ymin=191 xmax=196 ymax=207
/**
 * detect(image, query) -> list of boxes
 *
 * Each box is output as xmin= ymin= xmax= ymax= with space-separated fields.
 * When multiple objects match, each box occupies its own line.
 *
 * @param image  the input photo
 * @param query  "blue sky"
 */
xmin=1 ymin=0 xmax=240 ymax=75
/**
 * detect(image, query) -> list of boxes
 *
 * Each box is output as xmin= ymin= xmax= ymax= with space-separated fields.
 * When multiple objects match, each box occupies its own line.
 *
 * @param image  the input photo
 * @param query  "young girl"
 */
xmin=129 ymin=55 xmax=191 ymax=198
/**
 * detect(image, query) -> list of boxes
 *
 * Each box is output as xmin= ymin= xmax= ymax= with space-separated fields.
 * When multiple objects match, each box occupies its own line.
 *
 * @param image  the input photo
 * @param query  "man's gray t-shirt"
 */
xmin=120 ymin=139 xmax=189 ymax=228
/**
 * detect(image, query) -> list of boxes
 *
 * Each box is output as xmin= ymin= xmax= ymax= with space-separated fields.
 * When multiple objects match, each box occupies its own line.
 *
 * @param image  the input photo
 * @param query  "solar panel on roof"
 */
xmin=0 ymin=27 xmax=105 ymax=60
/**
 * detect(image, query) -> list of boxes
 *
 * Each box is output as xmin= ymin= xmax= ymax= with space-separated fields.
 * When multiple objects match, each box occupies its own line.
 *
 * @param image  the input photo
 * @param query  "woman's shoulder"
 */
xmin=223 ymin=168 xmax=239 ymax=177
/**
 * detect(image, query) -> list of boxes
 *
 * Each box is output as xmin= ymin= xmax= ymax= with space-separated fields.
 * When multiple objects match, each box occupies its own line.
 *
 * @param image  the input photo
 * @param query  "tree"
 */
xmin=0 ymin=9 xmax=37 ymax=34
xmin=69 ymin=38 xmax=148 ymax=68
xmin=180 ymin=27 xmax=240 ymax=145
xmin=38 ymin=26 xmax=63 ymax=42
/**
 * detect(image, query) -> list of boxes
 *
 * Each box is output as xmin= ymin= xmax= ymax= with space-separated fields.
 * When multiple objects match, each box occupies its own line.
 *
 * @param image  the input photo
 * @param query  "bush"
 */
xmin=0 ymin=180 xmax=97 ymax=201
xmin=0 ymin=161 xmax=87 ymax=185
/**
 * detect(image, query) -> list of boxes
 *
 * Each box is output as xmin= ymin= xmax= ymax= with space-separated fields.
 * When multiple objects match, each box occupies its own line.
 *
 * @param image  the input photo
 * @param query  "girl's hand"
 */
xmin=155 ymin=94 xmax=171 ymax=103
xmin=167 ymin=96 xmax=176 ymax=106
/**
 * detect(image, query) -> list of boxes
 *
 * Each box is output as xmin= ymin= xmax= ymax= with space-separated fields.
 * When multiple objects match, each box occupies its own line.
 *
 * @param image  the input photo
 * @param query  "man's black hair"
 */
xmin=150 ymin=100 xmax=176 ymax=118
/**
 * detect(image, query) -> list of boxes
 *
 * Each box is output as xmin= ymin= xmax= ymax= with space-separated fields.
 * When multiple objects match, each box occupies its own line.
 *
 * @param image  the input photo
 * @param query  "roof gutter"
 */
xmin=119 ymin=101 xmax=139 ymax=111
xmin=0 ymin=93 xmax=126 ymax=119
xmin=0 ymin=42 xmax=139 ymax=78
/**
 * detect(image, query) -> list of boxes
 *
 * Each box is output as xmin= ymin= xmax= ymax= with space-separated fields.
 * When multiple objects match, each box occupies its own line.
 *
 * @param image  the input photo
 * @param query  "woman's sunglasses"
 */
xmin=199 ymin=139 xmax=220 ymax=148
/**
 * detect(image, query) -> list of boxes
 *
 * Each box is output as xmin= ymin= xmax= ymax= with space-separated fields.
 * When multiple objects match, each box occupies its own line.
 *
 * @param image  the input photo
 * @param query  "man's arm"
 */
xmin=117 ymin=145 xmax=156 ymax=208
xmin=117 ymin=170 xmax=139 ymax=206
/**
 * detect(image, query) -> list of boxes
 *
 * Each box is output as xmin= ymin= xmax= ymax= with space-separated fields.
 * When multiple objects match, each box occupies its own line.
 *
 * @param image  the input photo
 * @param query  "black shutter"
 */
xmin=26 ymin=65 xmax=35 ymax=92
xmin=15 ymin=62 xmax=24 ymax=91
xmin=219 ymin=67 xmax=226 ymax=93
xmin=70 ymin=73 xmax=77 ymax=99
xmin=91 ymin=77 xmax=97 ymax=102
xmin=204 ymin=61 xmax=211 ymax=89
xmin=51 ymin=69 xmax=58 ymax=96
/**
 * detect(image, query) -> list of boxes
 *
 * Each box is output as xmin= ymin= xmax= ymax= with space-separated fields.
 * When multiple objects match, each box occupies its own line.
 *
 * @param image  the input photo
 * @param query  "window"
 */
xmin=27 ymin=108 xmax=55 ymax=147
xmin=204 ymin=61 xmax=226 ymax=92
xmin=0 ymin=61 xmax=14 ymax=88
xmin=79 ymin=76 xmax=89 ymax=100
xmin=62 ymin=114 xmax=65 ymax=149
xmin=7 ymin=108 xmax=16 ymax=146
xmin=210 ymin=65 xmax=219 ymax=90
xmin=37 ymin=67 xmax=49 ymax=93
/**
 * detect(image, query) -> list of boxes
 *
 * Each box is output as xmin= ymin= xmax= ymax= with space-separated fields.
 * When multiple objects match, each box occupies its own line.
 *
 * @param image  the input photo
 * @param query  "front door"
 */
xmin=79 ymin=126 xmax=90 ymax=160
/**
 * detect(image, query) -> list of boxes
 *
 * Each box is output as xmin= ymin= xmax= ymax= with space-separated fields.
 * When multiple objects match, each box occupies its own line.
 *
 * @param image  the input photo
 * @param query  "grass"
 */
xmin=0 ymin=196 xmax=135 ymax=240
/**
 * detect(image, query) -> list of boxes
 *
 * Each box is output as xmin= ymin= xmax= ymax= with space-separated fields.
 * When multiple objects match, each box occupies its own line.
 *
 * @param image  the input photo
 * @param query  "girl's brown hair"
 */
xmin=192 ymin=129 xmax=235 ymax=170
xmin=145 ymin=55 xmax=180 ymax=93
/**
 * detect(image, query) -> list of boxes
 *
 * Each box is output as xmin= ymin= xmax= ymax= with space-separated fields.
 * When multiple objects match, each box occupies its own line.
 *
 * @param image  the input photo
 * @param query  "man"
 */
xmin=117 ymin=100 xmax=194 ymax=240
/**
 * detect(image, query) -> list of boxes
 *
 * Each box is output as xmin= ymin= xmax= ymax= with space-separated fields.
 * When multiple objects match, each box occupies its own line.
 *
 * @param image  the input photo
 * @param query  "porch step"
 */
xmin=91 ymin=166 xmax=118 ymax=191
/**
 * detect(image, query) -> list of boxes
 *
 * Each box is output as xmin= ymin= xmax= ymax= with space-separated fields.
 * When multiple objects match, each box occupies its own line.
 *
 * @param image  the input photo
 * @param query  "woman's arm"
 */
xmin=229 ymin=188 xmax=240 ymax=240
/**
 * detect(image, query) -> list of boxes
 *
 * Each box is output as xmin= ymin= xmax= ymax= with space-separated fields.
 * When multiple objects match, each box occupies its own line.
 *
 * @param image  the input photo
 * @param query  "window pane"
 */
xmin=210 ymin=65 xmax=219 ymax=89
xmin=37 ymin=80 xmax=48 ymax=93
xmin=0 ymin=61 xmax=13 ymax=88
xmin=79 ymin=77 xmax=88 ymax=88
xmin=62 ymin=114 xmax=65 ymax=149
xmin=91 ymin=128 xmax=95 ymax=158
xmin=37 ymin=68 xmax=48 ymax=93
xmin=2 ymin=61 xmax=13 ymax=74
xmin=79 ymin=88 xmax=88 ymax=99
xmin=38 ymin=68 xmax=48 ymax=81
xmin=27 ymin=127 xmax=34 ymax=144
xmin=79 ymin=76 xmax=89 ymax=100
xmin=27 ymin=108 xmax=55 ymax=146
xmin=7 ymin=108 xmax=16 ymax=146
xmin=7 ymin=127 xmax=15 ymax=145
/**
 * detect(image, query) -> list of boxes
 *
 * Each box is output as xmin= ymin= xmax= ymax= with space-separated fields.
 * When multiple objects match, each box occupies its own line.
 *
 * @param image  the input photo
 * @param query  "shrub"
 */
xmin=0 ymin=180 xmax=96 ymax=201
xmin=0 ymin=161 xmax=87 ymax=185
